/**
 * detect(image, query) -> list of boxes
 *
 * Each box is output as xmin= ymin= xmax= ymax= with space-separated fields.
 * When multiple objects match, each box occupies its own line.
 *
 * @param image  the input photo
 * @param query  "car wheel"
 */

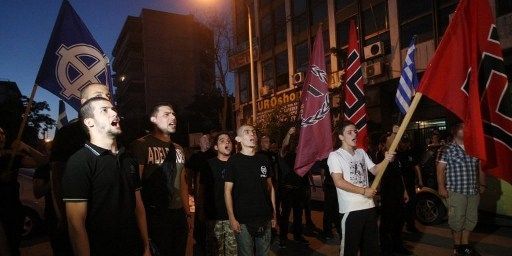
xmin=415 ymin=193 xmax=446 ymax=225
xmin=21 ymin=206 xmax=42 ymax=239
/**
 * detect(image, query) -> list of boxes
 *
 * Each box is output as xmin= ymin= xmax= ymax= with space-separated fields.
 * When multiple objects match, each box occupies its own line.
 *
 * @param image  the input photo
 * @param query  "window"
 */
xmin=262 ymin=59 xmax=275 ymax=91
xmin=260 ymin=13 xmax=273 ymax=52
xmin=239 ymin=67 xmax=250 ymax=103
xmin=295 ymin=41 xmax=310 ymax=73
xmin=236 ymin=2 xmax=248 ymax=44
xmin=398 ymin=0 xmax=433 ymax=47
xmin=362 ymin=2 xmax=388 ymax=37
xmin=400 ymin=15 xmax=433 ymax=47
xmin=437 ymin=2 xmax=458 ymax=39
xmin=274 ymin=4 xmax=287 ymax=45
xmin=275 ymin=51 xmax=289 ymax=91
xmin=336 ymin=18 xmax=356 ymax=47
xmin=293 ymin=0 xmax=308 ymax=34
xmin=335 ymin=0 xmax=355 ymax=11
xmin=311 ymin=0 xmax=327 ymax=24
xmin=398 ymin=0 xmax=432 ymax=23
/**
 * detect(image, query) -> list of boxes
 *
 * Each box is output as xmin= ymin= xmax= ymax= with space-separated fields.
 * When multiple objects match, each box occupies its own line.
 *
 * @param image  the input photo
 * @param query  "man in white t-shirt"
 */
xmin=327 ymin=121 xmax=394 ymax=256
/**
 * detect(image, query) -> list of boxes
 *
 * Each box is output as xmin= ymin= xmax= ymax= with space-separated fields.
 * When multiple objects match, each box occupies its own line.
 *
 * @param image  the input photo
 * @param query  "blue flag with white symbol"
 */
xmin=35 ymin=0 xmax=112 ymax=111
xmin=395 ymin=37 xmax=418 ymax=115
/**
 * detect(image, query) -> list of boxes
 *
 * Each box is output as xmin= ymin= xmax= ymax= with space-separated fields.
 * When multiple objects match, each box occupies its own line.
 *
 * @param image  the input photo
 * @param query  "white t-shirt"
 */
xmin=327 ymin=148 xmax=376 ymax=213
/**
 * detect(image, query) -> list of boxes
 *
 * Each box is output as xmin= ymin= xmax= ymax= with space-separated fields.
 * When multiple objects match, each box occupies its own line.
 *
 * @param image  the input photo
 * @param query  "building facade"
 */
xmin=230 ymin=0 xmax=512 ymax=132
xmin=230 ymin=0 xmax=512 ymax=216
xmin=112 ymin=9 xmax=215 ymax=144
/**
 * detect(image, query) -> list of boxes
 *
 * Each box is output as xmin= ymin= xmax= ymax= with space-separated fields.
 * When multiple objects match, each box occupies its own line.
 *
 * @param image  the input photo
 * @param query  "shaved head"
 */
xmin=80 ymin=83 xmax=110 ymax=103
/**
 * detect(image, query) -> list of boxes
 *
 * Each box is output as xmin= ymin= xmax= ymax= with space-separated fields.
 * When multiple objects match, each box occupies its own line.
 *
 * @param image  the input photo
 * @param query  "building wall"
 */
xmin=113 ymin=9 xmax=215 ymax=143
xmin=231 ymin=0 xmax=512 ymax=216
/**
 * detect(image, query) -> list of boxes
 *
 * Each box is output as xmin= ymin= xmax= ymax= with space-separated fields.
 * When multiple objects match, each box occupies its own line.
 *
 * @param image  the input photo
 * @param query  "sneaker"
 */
xmin=293 ymin=236 xmax=310 ymax=245
xmin=459 ymin=245 xmax=481 ymax=256
xmin=278 ymin=239 xmax=287 ymax=248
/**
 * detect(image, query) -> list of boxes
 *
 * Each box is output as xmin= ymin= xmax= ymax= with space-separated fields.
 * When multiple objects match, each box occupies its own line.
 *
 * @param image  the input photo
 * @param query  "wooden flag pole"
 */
xmin=6 ymin=84 xmax=39 ymax=173
xmin=371 ymin=92 xmax=423 ymax=190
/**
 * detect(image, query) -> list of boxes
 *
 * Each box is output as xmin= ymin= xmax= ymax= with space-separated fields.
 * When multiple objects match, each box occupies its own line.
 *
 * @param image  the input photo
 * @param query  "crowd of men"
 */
xmin=0 ymin=83 xmax=485 ymax=256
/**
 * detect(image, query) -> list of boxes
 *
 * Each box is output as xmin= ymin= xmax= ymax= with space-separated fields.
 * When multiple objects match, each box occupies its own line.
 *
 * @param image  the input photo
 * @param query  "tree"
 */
xmin=196 ymin=6 xmax=234 ymax=131
xmin=21 ymin=96 xmax=55 ymax=145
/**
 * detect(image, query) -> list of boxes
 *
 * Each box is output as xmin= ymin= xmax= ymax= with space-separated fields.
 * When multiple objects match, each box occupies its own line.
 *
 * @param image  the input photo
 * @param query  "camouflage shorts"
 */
xmin=206 ymin=220 xmax=237 ymax=256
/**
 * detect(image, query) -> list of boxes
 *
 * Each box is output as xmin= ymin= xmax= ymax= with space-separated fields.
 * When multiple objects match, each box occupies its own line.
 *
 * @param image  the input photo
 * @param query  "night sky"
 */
xmin=0 ymin=0 xmax=229 ymax=139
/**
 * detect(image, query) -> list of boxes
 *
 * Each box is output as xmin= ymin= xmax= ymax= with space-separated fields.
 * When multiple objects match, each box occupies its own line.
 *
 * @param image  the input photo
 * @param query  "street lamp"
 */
xmin=246 ymin=2 xmax=256 ymax=125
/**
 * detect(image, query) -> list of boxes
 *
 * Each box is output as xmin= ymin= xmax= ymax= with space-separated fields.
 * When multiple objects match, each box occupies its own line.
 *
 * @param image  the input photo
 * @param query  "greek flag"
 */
xmin=56 ymin=100 xmax=68 ymax=130
xmin=395 ymin=37 xmax=418 ymax=115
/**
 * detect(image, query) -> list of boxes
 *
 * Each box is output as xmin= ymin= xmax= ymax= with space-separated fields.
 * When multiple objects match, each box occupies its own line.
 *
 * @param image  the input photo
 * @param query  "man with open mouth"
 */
xmin=62 ymin=97 xmax=150 ymax=256
xmin=130 ymin=103 xmax=190 ymax=256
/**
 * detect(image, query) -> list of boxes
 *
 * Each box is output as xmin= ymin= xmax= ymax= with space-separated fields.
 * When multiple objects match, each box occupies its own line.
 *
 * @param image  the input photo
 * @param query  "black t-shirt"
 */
xmin=203 ymin=158 xmax=229 ymax=220
xmin=187 ymin=149 xmax=216 ymax=176
xmin=0 ymin=152 xmax=22 ymax=208
xmin=225 ymin=153 xmax=273 ymax=223
xmin=50 ymin=119 xmax=88 ymax=162
xmin=62 ymin=143 xmax=142 ymax=255
xmin=130 ymin=134 xmax=186 ymax=210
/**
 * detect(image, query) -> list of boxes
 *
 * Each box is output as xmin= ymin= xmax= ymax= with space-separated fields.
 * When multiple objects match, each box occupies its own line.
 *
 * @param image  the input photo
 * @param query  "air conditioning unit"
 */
xmin=363 ymin=41 xmax=385 ymax=59
xmin=293 ymin=72 xmax=304 ymax=84
xmin=364 ymin=61 xmax=384 ymax=79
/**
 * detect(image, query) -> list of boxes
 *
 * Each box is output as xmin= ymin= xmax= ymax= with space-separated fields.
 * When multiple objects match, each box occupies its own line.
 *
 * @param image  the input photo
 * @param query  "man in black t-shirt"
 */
xmin=62 ymin=97 xmax=150 ymax=256
xmin=130 ymin=103 xmax=190 ymax=256
xmin=49 ymin=83 xmax=111 ymax=255
xmin=197 ymin=132 xmax=237 ymax=255
xmin=225 ymin=125 xmax=276 ymax=256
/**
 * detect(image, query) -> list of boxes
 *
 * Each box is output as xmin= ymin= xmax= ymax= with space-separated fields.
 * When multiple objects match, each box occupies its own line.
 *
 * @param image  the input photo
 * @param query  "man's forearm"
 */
xmin=333 ymin=175 xmax=366 ymax=195
xmin=224 ymin=189 xmax=236 ymax=220
xmin=68 ymin=222 xmax=90 ymax=256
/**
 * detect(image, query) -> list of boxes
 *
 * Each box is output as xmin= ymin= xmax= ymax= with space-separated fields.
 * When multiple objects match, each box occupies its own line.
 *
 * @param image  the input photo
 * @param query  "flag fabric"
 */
xmin=343 ymin=20 xmax=368 ymax=150
xmin=417 ymin=0 xmax=512 ymax=183
xmin=294 ymin=27 xmax=333 ymax=177
xmin=56 ymin=100 xmax=68 ymax=130
xmin=395 ymin=37 xmax=418 ymax=115
xmin=35 ymin=0 xmax=112 ymax=111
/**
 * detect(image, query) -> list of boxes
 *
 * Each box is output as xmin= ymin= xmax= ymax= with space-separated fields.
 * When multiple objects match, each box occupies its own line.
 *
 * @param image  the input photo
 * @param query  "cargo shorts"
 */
xmin=447 ymin=191 xmax=479 ymax=232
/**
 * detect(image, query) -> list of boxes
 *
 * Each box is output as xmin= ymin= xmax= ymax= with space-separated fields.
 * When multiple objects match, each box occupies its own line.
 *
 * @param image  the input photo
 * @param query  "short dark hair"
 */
xmin=451 ymin=122 xmax=463 ymax=135
xmin=334 ymin=120 xmax=356 ymax=135
xmin=213 ymin=132 xmax=231 ymax=145
xmin=80 ymin=96 xmax=110 ymax=119
xmin=150 ymin=102 xmax=174 ymax=118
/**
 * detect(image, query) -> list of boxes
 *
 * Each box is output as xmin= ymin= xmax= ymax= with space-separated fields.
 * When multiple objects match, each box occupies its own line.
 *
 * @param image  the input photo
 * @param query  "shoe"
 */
xmin=459 ymin=245 xmax=481 ymax=256
xmin=278 ymin=239 xmax=287 ymax=248
xmin=293 ymin=236 xmax=310 ymax=245
xmin=393 ymin=245 xmax=413 ymax=255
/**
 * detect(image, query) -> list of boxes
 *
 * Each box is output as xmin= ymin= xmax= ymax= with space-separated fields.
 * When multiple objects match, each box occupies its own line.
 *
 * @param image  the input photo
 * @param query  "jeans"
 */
xmin=236 ymin=223 xmax=271 ymax=256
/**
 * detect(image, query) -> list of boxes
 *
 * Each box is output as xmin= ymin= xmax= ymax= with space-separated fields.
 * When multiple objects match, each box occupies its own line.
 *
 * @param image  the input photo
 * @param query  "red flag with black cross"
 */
xmin=343 ymin=20 xmax=368 ymax=150
xmin=294 ymin=27 xmax=333 ymax=177
xmin=416 ymin=0 xmax=512 ymax=183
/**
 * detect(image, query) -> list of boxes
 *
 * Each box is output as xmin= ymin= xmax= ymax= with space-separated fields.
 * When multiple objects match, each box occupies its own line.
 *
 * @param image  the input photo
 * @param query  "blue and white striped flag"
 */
xmin=395 ymin=37 xmax=418 ymax=115
xmin=56 ymin=100 xmax=68 ymax=130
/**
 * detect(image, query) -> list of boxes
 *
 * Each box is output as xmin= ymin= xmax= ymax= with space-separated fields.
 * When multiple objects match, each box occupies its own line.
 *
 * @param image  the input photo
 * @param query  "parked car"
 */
xmin=17 ymin=168 xmax=45 ymax=239
xmin=415 ymin=186 xmax=447 ymax=225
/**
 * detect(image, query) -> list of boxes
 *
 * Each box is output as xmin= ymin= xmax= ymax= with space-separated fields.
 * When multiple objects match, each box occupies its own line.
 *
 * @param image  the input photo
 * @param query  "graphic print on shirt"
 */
xmin=260 ymin=165 xmax=268 ymax=177
xmin=348 ymin=161 xmax=368 ymax=187
xmin=146 ymin=146 xmax=185 ymax=164
xmin=147 ymin=147 xmax=169 ymax=164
